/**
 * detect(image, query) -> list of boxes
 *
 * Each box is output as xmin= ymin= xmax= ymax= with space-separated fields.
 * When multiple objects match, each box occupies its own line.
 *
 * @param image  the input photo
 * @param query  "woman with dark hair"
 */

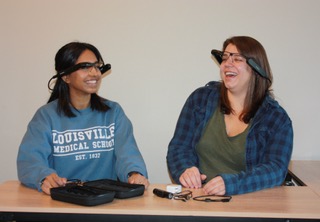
xmin=167 ymin=36 xmax=293 ymax=195
xmin=47 ymin=42 xmax=110 ymax=117
xmin=17 ymin=42 xmax=149 ymax=195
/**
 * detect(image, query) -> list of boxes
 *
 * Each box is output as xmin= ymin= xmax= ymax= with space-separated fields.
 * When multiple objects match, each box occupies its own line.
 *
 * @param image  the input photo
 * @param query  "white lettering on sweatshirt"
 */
xmin=52 ymin=124 xmax=115 ymax=157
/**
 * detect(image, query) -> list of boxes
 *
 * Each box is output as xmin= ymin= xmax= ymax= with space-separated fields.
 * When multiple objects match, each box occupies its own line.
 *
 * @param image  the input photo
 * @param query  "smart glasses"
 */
xmin=47 ymin=62 xmax=111 ymax=90
xmin=57 ymin=62 xmax=111 ymax=77
xmin=211 ymin=49 xmax=270 ymax=82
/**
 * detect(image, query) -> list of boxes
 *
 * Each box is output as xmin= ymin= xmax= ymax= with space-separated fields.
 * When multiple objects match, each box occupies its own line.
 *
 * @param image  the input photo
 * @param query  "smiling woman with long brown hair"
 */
xmin=167 ymin=36 xmax=293 ymax=195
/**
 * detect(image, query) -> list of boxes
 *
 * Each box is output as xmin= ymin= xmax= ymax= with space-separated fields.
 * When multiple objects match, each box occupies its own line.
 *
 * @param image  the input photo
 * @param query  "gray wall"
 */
xmin=1 ymin=0 xmax=319 ymax=184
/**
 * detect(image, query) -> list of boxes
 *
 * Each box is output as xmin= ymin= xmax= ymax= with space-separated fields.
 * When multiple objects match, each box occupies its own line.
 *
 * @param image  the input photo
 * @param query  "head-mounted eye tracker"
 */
xmin=47 ymin=62 xmax=111 ymax=90
xmin=57 ymin=62 xmax=111 ymax=78
xmin=211 ymin=49 xmax=270 ymax=82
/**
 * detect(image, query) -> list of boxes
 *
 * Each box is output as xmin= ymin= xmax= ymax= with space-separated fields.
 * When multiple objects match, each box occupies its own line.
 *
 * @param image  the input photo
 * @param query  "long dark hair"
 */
xmin=219 ymin=36 xmax=274 ymax=123
xmin=48 ymin=42 xmax=109 ymax=117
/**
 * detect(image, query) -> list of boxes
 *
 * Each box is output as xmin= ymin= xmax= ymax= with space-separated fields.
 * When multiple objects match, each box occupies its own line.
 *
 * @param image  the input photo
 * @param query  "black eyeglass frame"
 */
xmin=173 ymin=190 xmax=193 ymax=202
xmin=211 ymin=49 xmax=271 ymax=82
xmin=193 ymin=194 xmax=232 ymax=203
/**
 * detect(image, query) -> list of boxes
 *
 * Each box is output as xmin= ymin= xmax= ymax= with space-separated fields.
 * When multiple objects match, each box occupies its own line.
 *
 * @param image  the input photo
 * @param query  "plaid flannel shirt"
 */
xmin=167 ymin=81 xmax=293 ymax=195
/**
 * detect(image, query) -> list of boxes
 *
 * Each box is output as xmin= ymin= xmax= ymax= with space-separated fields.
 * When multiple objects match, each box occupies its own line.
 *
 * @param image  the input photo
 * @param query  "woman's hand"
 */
xmin=41 ymin=173 xmax=67 ymax=195
xmin=128 ymin=173 xmax=150 ymax=189
xmin=179 ymin=166 xmax=207 ymax=189
xmin=203 ymin=176 xmax=226 ymax=195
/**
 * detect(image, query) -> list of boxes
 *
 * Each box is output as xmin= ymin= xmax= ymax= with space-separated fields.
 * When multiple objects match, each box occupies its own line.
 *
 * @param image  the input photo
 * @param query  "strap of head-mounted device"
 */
xmin=211 ymin=49 xmax=270 ymax=82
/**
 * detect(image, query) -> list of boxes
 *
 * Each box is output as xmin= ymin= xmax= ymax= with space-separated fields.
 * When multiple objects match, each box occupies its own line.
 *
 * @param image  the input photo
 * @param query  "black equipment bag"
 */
xmin=83 ymin=179 xmax=145 ymax=199
xmin=50 ymin=179 xmax=145 ymax=206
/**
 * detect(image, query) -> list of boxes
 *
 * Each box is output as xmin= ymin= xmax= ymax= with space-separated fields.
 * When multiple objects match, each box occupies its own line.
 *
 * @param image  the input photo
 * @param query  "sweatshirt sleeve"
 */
xmin=17 ymin=108 xmax=56 ymax=191
xmin=112 ymin=104 xmax=148 ymax=182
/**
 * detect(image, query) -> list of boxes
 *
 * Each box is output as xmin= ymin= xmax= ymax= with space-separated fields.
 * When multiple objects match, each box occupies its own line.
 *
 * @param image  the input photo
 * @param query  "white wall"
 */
xmin=0 ymin=0 xmax=319 ymax=184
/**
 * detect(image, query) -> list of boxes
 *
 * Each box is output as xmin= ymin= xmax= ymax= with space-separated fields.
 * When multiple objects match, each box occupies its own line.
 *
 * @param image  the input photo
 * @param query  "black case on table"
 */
xmin=50 ymin=179 xmax=145 ymax=206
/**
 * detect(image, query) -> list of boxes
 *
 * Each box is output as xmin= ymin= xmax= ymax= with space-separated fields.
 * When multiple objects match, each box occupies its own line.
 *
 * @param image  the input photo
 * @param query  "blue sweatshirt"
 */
xmin=17 ymin=99 xmax=148 ymax=191
xmin=167 ymin=81 xmax=293 ymax=195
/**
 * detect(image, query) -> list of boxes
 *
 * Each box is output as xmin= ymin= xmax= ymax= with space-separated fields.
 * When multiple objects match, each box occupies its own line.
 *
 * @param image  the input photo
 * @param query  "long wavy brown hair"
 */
xmin=220 ymin=36 xmax=274 ymax=123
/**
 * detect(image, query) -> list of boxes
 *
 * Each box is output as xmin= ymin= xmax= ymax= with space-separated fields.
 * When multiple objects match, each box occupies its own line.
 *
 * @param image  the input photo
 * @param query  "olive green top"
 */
xmin=196 ymin=109 xmax=249 ymax=181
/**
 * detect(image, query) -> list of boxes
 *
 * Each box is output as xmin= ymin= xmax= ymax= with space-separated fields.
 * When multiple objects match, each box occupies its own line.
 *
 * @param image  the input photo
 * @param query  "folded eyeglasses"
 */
xmin=153 ymin=188 xmax=232 ymax=203
xmin=193 ymin=194 xmax=232 ymax=202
